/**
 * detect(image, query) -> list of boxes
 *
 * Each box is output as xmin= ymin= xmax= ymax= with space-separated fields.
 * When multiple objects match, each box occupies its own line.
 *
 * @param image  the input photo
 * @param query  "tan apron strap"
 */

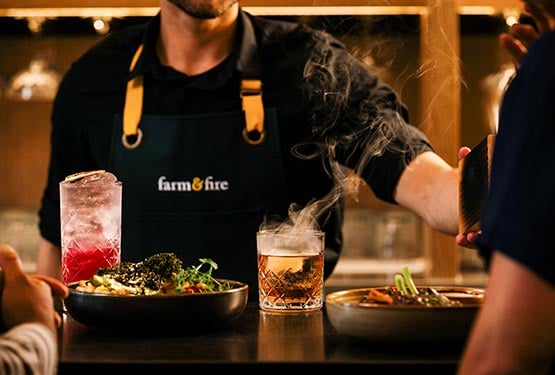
xmin=122 ymin=44 xmax=144 ymax=149
xmin=241 ymin=79 xmax=266 ymax=145
xmin=122 ymin=45 xmax=265 ymax=147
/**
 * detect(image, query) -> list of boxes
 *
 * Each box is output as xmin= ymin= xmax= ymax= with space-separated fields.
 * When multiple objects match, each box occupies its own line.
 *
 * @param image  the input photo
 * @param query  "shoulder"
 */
xmin=248 ymin=13 xmax=347 ymax=53
xmin=502 ymin=29 xmax=555 ymax=114
xmin=248 ymin=13 xmax=365 ymax=86
xmin=81 ymin=27 xmax=142 ymax=63
xmin=53 ymin=23 xmax=146 ymax=115
xmin=526 ymin=29 xmax=555 ymax=57
xmin=61 ymin=23 xmax=145 ymax=91
xmin=518 ymin=30 xmax=555 ymax=79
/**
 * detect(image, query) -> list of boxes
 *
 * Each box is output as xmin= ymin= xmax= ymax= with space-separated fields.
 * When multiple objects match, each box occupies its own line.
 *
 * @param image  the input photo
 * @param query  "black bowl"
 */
xmin=64 ymin=279 xmax=249 ymax=333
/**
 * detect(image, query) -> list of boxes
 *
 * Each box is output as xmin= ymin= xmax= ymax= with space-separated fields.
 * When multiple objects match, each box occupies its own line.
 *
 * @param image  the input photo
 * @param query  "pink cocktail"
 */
xmin=60 ymin=170 xmax=122 ymax=285
xmin=62 ymin=242 xmax=120 ymax=284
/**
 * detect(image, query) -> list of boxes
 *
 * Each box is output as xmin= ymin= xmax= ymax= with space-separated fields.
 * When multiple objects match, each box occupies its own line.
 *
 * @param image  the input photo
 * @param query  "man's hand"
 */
xmin=501 ymin=1 xmax=555 ymax=68
xmin=0 ymin=244 xmax=68 ymax=335
xmin=457 ymin=146 xmax=482 ymax=249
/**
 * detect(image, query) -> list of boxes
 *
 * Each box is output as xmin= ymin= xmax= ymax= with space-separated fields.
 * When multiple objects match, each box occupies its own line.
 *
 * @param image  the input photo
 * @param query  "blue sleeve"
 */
xmin=477 ymin=30 xmax=555 ymax=287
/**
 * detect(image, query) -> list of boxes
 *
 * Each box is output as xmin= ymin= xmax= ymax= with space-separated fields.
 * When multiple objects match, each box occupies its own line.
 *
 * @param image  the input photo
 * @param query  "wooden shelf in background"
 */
xmin=0 ymin=0 xmax=519 ymax=279
xmin=0 ymin=0 xmax=524 ymax=17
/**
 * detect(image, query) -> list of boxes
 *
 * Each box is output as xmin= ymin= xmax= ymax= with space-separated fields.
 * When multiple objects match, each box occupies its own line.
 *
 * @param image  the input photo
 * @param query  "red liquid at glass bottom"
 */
xmin=62 ymin=243 xmax=120 ymax=285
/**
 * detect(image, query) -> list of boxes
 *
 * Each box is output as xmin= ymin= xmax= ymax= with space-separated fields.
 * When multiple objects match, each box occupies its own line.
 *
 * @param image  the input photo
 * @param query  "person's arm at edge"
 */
xmin=35 ymin=238 xmax=62 ymax=281
xmin=393 ymin=150 xmax=459 ymax=236
xmin=500 ymin=1 xmax=555 ymax=68
xmin=0 ymin=323 xmax=58 ymax=375
xmin=1 ymin=243 xmax=68 ymax=375
xmin=457 ymin=252 xmax=555 ymax=374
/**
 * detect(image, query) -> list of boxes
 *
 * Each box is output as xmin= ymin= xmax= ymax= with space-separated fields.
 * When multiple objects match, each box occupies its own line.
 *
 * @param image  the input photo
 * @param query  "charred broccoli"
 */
xmin=142 ymin=253 xmax=183 ymax=280
xmin=97 ymin=252 xmax=183 ymax=291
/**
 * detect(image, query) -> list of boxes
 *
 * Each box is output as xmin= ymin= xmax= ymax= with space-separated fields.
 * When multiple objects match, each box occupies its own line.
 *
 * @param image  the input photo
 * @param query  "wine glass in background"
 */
xmin=4 ymin=16 xmax=62 ymax=102
xmin=376 ymin=210 xmax=426 ymax=280
xmin=5 ymin=53 xmax=61 ymax=102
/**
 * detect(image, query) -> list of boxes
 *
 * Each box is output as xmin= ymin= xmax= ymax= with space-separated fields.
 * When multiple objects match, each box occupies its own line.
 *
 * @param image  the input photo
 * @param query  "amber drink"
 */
xmin=257 ymin=230 xmax=325 ymax=311
xmin=60 ymin=170 xmax=122 ymax=285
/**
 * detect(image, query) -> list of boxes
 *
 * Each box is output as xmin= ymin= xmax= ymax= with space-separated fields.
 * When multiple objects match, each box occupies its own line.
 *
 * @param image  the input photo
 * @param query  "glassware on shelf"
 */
xmin=328 ymin=208 xmax=426 ymax=279
xmin=374 ymin=209 xmax=426 ymax=278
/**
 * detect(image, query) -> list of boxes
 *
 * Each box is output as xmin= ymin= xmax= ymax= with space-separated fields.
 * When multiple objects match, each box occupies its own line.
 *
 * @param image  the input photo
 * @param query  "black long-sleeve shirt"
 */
xmin=39 ymin=10 xmax=432 ymax=274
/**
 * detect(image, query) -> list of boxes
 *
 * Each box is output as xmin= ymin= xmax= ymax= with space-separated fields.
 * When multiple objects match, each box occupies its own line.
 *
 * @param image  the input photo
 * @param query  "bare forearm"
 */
xmin=394 ymin=151 xmax=459 ymax=235
xmin=458 ymin=252 xmax=555 ymax=374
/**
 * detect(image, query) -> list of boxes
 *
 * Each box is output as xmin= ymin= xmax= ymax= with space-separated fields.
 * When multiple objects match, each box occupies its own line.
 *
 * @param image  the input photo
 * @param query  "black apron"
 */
xmin=109 ymin=44 xmax=287 ymax=298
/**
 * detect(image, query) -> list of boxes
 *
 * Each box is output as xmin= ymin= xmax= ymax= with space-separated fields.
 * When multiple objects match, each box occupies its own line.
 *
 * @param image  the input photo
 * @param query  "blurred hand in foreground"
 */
xmin=500 ymin=1 xmax=555 ymax=67
xmin=0 ymin=243 xmax=68 ymax=336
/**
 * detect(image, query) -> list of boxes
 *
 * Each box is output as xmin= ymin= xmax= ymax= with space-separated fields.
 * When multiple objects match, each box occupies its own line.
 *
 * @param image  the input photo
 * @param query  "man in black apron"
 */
xmin=37 ymin=0 xmax=463 ymax=299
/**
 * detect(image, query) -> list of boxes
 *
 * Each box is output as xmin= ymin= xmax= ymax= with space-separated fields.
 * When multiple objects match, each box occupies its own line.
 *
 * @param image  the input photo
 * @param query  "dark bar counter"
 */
xmin=58 ymin=301 xmax=467 ymax=374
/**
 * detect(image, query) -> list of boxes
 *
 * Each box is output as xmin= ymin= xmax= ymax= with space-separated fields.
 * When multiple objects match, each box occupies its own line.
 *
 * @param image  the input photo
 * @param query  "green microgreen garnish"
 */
xmin=174 ymin=258 xmax=230 ymax=293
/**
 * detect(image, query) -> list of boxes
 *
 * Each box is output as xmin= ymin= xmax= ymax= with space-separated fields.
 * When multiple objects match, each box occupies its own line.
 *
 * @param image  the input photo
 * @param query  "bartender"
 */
xmin=36 ymin=0 xmax=462 ymax=298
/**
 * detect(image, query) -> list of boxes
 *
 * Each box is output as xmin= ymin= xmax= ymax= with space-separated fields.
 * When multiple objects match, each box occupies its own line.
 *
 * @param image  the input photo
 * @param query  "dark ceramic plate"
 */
xmin=64 ymin=279 xmax=249 ymax=333
xmin=325 ymin=286 xmax=484 ymax=342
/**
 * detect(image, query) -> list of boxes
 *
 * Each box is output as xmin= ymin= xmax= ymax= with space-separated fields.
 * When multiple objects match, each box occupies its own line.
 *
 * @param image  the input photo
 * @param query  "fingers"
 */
xmin=456 ymin=233 xmax=469 ymax=246
xmin=500 ymin=23 xmax=538 ymax=68
xmin=0 ymin=244 xmax=23 ymax=269
xmin=458 ymin=146 xmax=471 ymax=160
xmin=524 ymin=1 xmax=555 ymax=33
xmin=466 ymin=231 xmax=481 ymax=243
xmin=510 ymin=23 xmax=540 ymax=48
xmin=0 ymin=243 xmax=69 ymax=299
xmin=33 ymin=274 xmax=69 ymax=299
xmin=499 ymin=2 xmax=555 ymax=69
xmin=0 ymin=244 xmax=24 ymax=280
xmin=54 ymin=311 xmax=63 ymax=328
xmin=456 ymin=231 xmax=482 ymax=250
xmin=457 ymin=234 xmax=478 ymax=249
xmin=545 ymin=4 xmax=555 ymax=24
xmin=499 ymin=33 xmax=527 ymax=67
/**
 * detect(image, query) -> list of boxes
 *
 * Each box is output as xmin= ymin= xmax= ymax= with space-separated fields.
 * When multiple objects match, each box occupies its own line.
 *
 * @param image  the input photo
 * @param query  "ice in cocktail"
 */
xmin=257 ymin=230 xmax=325 ymax=311
xmin=60 ymin=170 xmax=122 ymax=284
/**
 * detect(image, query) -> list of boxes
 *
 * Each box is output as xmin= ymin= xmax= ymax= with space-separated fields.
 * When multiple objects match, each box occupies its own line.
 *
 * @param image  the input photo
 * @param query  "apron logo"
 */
xmin=192 ymin=177 xmax=204 ymax=191
xmin=157 ymin=176 xmax=229 ymax=192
